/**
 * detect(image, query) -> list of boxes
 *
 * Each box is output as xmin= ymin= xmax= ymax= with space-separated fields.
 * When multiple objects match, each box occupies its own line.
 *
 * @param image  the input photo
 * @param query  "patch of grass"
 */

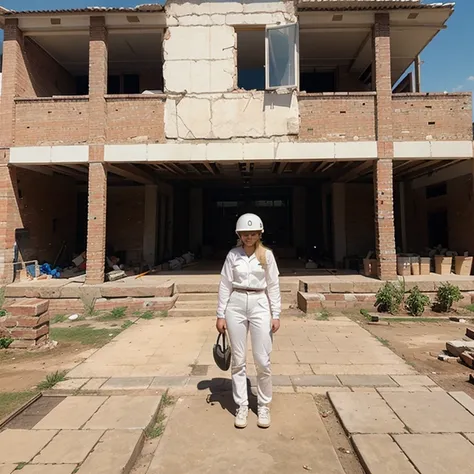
xmin=98 ymin=306 xmax=128 ymax=321
xmin=121 ymin=320 xmax=134 ymax=330
xmin=360 ymin=309 xmax=371 ymax=320
xmin=464 ymin=304 xmax=474 ymax=313
xmin=146 ymin=390 xmax=176 ymax=439
xmin=50 ymin=327 xmax=122 ymax=346
xmin=15 ymin=462 xmax=28 ymax=470
xmin=383 ymin=317 xmax=441 ymax=323
xmin=51 ymin=314 xmax=67 ymax=324
xmin=376 ymin=336 xmax=390 ymax=347
xmin=134 ymin=310 xmax=155 ymax=320
xmin=0 ymin=392 xmax=37 ymax=420
xmin=0 ymin=337 xmax=14 ymax=349
xmin=158 ymin=310 xmax=168 ymax=318
xmin=37 ymin=370 xmax=67 ymax=390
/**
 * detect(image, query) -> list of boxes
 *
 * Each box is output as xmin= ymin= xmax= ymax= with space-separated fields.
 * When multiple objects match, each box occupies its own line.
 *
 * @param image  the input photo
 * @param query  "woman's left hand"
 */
xmin=271 ymin=319 xmax=280 ymax=333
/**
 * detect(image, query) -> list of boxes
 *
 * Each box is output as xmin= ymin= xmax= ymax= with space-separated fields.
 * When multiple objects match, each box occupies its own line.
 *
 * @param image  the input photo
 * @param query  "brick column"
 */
xmin=0 ymin=161 xmax=21 ymax=284
xmin=0 ymin=19 xmax=24 ymax=151
xmin=88 ymin=16 xmax=108 ymax=144
xmin=373 ymin=13 xmax=397 ymax=280
xmin=86 ymin=17 xmax=108 ymax=284
xmin=86 ymin=163 xmax=107 ymax=284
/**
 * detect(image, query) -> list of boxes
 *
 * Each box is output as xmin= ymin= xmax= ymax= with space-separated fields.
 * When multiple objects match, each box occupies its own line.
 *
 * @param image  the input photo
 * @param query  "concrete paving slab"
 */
xmin=53 ymin=379 xmax=90 ymax=391
xmin=34 ymin=397 xmax=108 ymax=430
xmin=76 ymin=430 xmax=144 ymax=474
xmin=148 ymin=393 xmax=345 ymax=474
xmin=33 ymin=430 xmax=104 ymax=464
xmin=80 ymin=378 xmax=109 ymax=391
xmin=83 ymin=395 xmax=160 ymax=430
xmin=394 ymin=434 xmax=474 ymax=474
xmin=149 ymin=376 xmax=189 ymax=388
xmin=0 ymin=430 xmax=57 ymax=463
xmin=381 ymin=392 xmax=474 ymax=433
xmin=376 ymin=387 xmax=429 ymax=393
xmin=0 ymin=465 xmax=17 ymax=474
xmin=99 ymin=377 xmax=153 ymax=390
xmin=328 ymin=392 xmax=406 ymax=435
xmin=291 ymin=375 xmax=341 ymax=387
xmin=449 ymin=391 xmax=474 ymax=416
xmin=17 ymin=466 xmax=77 ymax=474
xmin=296 ymin=387 xmax=351 ymax=394
xmin=464 ymin=433 xmax=474 ymax=445
xmin=390 ymin=375 xmax=436 ymax=387
xmin=352 ymin=434 xmax=418 ymax=474
xmin=312 ymin=365 xmax=415 ymax=376
xmin=337 ymin=375 xmax=398 ymax=387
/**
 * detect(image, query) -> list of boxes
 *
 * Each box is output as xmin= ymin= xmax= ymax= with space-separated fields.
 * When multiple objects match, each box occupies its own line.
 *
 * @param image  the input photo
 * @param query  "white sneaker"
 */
xmin=257 ymin=406 xmax=271 ymax=428
xmin=235 ymin=405 xmax=249 ymax=428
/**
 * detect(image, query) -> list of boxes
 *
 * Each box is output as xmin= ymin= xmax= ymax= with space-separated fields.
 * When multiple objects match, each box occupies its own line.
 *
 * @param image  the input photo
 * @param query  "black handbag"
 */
xmin=213 ymin=332 xmax=231 ymax=371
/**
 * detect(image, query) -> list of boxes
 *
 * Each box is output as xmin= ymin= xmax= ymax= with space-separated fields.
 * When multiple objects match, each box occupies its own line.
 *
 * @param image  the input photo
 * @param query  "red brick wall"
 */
xmin=392 ymin=93 xmax=473 ymax=141
xmin=14 ymin=98 xmax=89 ymax=146
xmin=15 ymin=168 xmax=77 ymax=264
xmin=106 ymin=96 xmax=165 ymax=143
xmin=107 ymin=186 xmax=145 ymax=264
xmin=298 ymin=93 xmax=376 ymax=142
xmin=345 ymin=184 xmax=375 ymax=256
xmin=23 ymin=38 xmax=76 ymax=97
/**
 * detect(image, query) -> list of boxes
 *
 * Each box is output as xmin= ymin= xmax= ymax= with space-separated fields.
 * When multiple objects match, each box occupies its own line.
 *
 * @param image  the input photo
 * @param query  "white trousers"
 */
xmin=225 ymin=290 xmax=273 ymax=407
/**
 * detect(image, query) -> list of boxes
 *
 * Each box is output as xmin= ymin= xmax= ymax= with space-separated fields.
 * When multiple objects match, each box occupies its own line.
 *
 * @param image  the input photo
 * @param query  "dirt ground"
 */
xmin=354 ymin=317 xmax=474 ymax=397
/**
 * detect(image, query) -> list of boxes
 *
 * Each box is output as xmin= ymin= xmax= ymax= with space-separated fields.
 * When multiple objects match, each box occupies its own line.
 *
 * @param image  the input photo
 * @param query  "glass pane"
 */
xmin=267 ymin=24 xmax=296 ymax=88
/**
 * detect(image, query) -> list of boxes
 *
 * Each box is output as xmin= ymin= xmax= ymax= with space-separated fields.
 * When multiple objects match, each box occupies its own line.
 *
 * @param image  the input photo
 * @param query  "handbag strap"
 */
xmin=217 ymin=332 xmax=227 ymax=351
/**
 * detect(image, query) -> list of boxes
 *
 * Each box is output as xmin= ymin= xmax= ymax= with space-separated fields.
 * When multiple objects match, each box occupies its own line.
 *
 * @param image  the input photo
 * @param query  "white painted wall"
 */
xmin=163 ymin=0 xmax=299 ymax=140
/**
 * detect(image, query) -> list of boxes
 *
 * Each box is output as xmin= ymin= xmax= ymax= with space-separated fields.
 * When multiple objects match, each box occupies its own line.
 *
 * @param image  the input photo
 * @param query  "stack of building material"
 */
xmin=445 ymin=328 xmax=474 ymax=369
xmin=0 ymin=299 xmax=50 ymax=348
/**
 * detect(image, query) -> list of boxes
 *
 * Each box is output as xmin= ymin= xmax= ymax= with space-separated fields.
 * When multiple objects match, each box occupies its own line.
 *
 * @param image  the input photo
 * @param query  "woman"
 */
xmin=216 ymin=213 xmax=281 ymax=429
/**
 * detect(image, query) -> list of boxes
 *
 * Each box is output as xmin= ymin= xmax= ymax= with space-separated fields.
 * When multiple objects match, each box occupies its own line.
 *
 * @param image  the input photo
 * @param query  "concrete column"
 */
xmin=0 ymin=19 xmax=23 ymax=152
xmin=143 ymin=185 xmax=158 ymax=267
xmin=86 ymin=163 xmax=107 ymax=284
xmin=414 ymin=55 xmax=422 ymax=93
xmin=332 ymin=183 xmax=346 ymax=267
xmin=399 ymin=182 xmax=408 ymax=253
xmin=0 ymin=161 xmax=21 ymax=284
xmin=166 ymin=188 xmax=174 ymax=257
xmin=88 ymin=16 xmax=108 ymax=145
xmin=292 ymin=186 xmax=306 ymax=254
xmin=189 ymin=188 xmax=203 ymax=255
xmin=373 ymin=13 xmax=397 ymax=280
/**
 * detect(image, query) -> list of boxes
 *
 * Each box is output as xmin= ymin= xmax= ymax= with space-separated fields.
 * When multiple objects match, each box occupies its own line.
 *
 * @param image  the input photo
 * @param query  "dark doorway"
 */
xmin=76 ymin=192 xmax=88 ymax=254
xmin=428 ymin=209 xmax=448 ymax=248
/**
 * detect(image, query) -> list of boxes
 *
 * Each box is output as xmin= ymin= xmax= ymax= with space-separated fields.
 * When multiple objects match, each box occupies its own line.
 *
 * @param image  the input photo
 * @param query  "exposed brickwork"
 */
xmin=14 ymin=98 xmax=89 ymax=146
xmin=0 ymin=297 xmax=49 ymax=348
xmin=0 ymin=162 xmax=21 ymax=284
xmin=86 ymin=162 xmax=107 ymax=284
xmin=373 ymin=13 xmax=397 ymax=280
xmin=15 ymin=168 xmax=78 ymax=263
xmin=392 ymin=93 xmax=473 ymax=141
xmin=89 ymin=16 xmax=108 ymax=144
xmin=107 ymin=187 xmax=145 ymax=263
xmin=106 ymin=96 xmax=166 ymax=143
xmin=23 ymin=37 xmax=76 ymax=97
xmin=298 ymin=93 xmax=376 ymax=142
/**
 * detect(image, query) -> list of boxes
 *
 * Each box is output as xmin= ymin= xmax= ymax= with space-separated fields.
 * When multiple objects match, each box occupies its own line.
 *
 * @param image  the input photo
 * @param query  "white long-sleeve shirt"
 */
xmin=216 ymin=247 xmax=281 ymax=320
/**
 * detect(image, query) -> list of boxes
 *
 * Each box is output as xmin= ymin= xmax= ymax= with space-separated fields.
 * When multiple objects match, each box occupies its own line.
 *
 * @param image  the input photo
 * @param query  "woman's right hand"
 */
xmin=216 ymin=318 xmax=227 ymax=334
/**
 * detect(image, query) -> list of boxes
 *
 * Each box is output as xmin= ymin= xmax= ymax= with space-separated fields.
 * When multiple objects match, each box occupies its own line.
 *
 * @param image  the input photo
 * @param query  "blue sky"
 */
xmin=1 ymin=0 xmax=473 ymax=97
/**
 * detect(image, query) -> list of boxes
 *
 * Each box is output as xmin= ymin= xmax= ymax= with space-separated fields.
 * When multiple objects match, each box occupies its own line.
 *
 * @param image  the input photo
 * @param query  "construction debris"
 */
xmin=460 ymin=351 xmax=474 ymax=369
xmin=467 ymin=328 xmax=474 ymax=340
xmin=106 ymin=270 xmax=126 ymax=282
xmin=437 ymin=350 xmax=458 ymax=362
xmin=446 ymin=340 xmax=474 ymax=357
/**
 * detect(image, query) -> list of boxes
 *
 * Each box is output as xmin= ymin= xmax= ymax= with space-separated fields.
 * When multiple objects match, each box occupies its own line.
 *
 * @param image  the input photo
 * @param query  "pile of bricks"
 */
xmin=0 ymin=298 xmax=50 ymax=348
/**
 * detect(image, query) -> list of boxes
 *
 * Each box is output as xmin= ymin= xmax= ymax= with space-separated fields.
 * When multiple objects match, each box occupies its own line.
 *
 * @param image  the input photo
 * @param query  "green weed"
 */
xmin=37 ymin=370 xmax=67 ymax=390
xmin=50 ymin=327 xmax=121 ymax=346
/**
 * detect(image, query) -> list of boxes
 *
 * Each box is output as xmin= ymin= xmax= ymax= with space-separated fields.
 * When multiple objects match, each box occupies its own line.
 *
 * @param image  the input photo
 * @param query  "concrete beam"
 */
xmin=106 ymin=164 xmax=154 ymax=185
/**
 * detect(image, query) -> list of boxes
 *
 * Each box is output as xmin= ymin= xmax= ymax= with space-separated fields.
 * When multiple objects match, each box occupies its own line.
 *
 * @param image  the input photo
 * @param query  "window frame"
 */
xmin=265 ymin=22 xmax=299 ymax=91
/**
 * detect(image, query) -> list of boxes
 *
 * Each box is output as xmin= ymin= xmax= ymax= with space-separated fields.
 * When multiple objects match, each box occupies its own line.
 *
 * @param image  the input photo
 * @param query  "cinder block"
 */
xmin=8 ymin=298 xmax=49 ymax=317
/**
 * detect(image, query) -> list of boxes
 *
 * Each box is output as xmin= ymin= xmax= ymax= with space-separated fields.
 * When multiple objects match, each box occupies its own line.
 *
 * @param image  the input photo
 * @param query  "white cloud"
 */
xmin=468 ymin=76 xmax=474 ymax=81
xmin=452 ymin=85 xmax=464 ymax=92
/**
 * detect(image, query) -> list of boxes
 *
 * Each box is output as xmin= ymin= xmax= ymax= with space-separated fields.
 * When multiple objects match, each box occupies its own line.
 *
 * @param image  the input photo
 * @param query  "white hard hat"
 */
xmin=235 ymin=213 xmax=264 ymax=234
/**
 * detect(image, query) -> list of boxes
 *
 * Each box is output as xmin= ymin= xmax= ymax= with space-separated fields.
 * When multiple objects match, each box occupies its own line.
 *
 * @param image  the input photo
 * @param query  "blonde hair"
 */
xmin=236 ymin=233 xmax=269 ymax=266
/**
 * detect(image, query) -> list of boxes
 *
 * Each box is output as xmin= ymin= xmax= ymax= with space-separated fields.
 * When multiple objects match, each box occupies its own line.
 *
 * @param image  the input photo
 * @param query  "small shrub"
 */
xmin=434 ymin=282 xmax=462 ymax=312
xmin=110 ymin=306 xmax=127 ymax=319
xmin=121 ymin=320 xmax=134 ymax=330
xmin=375 ymin=280 xmax=405 ymax=314
xmin=80 ymin=290 xmax=97 ymax=318
xmin=405 ymin=286 xmax=430 ymax=317
xmin=0 ymin=337 xmax=13 ymax=349
xmin=0 ymin=309 xmax=6 ymax=317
